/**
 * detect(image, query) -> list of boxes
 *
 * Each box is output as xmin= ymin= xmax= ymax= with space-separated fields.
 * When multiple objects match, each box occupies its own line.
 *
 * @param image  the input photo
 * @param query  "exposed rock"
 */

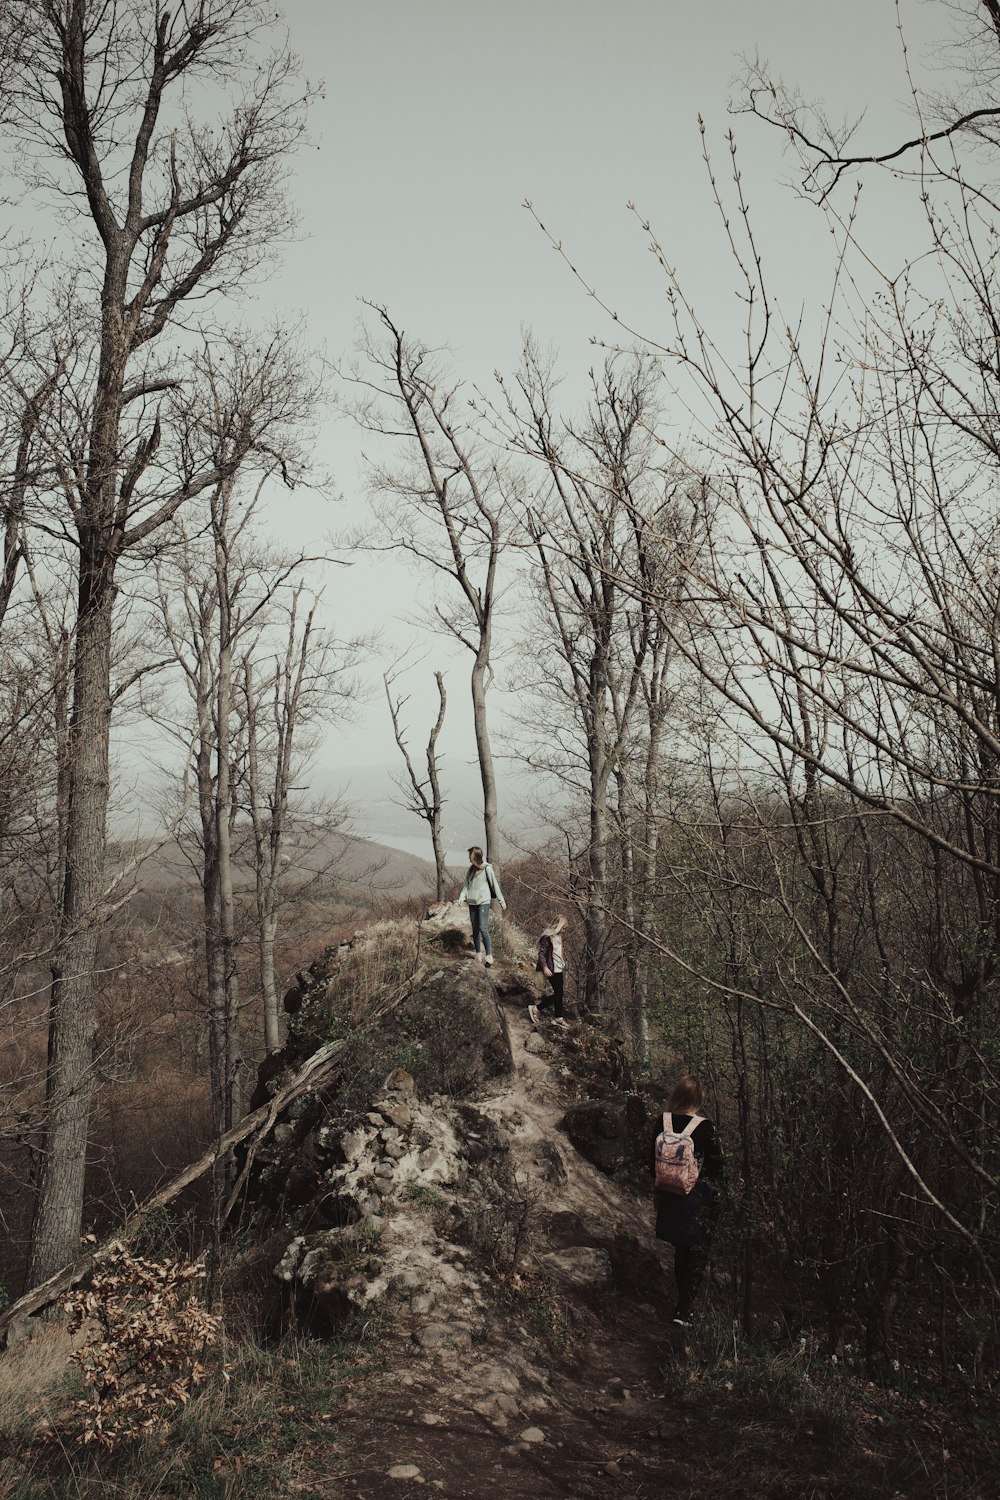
xmin=539 ymin=1246 xmax=612 ymax=1288
xmin=414 ymin=1321 xmax=473 ymax=1350
xmin=531 ymin=1141 xmax=567 ymax=1184
xmin=561 ymin=1094 xmax=649 ymax=1175
xmin=258 ymin=1071 xmax=519 ymax=1337
xmin=421 ymin=901 xmax=473 ymax=953
xmin=524 ymin=1033 xmax=547 ymax=1055
xmin=274 ymin=1237 xmax=304 ymax=1282
xmin=489 ymin=966 xmax=546 ymax=1001
xmin=282 ymin=979 xmax=306 ymax=1015
xmin=466 ymin=1361 xmax=522 ymax=1395
xmin=387 ymin=1463 xmax=422 ymax=1480
xmin=341 ymin=1128 xmax=369 ymax=1162
xmin=390 ymin=1269 xmax=424 ymax=1293
xmin=235 ymin=908 xmax=659 ymax=1435
xmin=473 ymin=1390 xmax=521 ymax=1425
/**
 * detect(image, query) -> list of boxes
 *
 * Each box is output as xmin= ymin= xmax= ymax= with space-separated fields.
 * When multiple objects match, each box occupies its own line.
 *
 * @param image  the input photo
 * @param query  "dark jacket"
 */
xmin=649 ymin=1111 xmax=724 ymax=1247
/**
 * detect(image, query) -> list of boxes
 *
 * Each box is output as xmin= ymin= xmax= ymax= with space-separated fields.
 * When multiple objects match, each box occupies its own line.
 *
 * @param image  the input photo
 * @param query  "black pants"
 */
xmin=674 ymin=1241 xmax=710 ymax=1318
xmin=538 ymin=971 xmax=564 ymax=1017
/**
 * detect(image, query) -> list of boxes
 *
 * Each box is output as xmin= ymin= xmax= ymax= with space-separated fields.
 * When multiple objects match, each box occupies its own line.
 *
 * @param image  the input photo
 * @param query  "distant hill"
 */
xmin=123 ymin=826 xmax=445 ymax=906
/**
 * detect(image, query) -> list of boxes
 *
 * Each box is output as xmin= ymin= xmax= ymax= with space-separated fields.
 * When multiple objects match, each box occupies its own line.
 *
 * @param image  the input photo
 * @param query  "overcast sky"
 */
xmin=141 ymin=0 xmax=960 ymax=843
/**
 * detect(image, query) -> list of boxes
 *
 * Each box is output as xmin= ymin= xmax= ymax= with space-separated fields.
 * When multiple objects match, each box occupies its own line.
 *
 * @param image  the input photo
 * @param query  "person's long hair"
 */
xmin=466 ymin=846 xmax=485 ymax=882
xmin=542 ymin=915 xmax=568 ymax=937
xmin=665 ymin=1074 xmax=704 ymax=1115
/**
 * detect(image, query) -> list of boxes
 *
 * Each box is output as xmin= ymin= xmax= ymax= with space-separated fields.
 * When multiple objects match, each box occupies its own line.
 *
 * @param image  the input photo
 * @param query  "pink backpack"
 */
xmin=654 ymin=1113 xmax=704 ymax=1195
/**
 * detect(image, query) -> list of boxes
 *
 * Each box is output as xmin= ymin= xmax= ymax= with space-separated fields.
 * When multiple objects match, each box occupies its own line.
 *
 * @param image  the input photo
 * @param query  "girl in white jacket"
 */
xmin=458 ymin=845 xmax=506 ymax=965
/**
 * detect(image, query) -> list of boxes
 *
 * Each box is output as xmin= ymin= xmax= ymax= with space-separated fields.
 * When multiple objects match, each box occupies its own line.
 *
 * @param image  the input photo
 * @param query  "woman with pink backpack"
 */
xmin=649 ymin=1073 xmax=725 ymax=1327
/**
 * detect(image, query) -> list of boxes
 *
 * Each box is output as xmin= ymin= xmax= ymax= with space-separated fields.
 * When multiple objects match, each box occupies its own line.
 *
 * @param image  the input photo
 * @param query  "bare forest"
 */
xmin=1 ymin=1 xmax=999 ymax=1496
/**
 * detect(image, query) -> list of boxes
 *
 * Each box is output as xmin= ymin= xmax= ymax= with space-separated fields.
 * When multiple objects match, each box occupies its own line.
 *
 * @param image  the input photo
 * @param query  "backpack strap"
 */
xmin=679 ymin=1114 xmax=704 ymax=1137
xmin=485 ymin=864 xmax=498 ymax=899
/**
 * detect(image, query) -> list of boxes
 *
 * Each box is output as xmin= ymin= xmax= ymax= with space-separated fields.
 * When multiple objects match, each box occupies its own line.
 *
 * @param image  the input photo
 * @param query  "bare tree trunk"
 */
xmin=631 ymin=708 xmax=666 ymax=1070
xmin=351 ymin=309 xmax=507 ymax=864
xmin=426 ymin=672 xmax=448 ymax=900
xmin=258 ymin=905 xmax=280 ymax=1052
xmin=28 ymin=573 xmax=113 ymax=1283
xmin=244 ymin=661 xmax=280 ymax=1054
xmin=13 ymin=0 xmax=310 ymax=1289
xmin=216 ymin=659 xmax=240 ymax=1137
xmin=614 ymin=768 xmax=645 ymax=1065
xmin=585 ymin=697 xmax=610 ymax=1016
xmin=385 ymin=666 xmax=450 ymax=897
xmin=632 ymin=813 xmax=656 ymax=1065
xmin=471 ymin=642 xmax=499 ymax=864
xmin=213 ymin=491 xmax=240 ymax=1143
xmin=199 ymin=739 xmax=227 ymax=1140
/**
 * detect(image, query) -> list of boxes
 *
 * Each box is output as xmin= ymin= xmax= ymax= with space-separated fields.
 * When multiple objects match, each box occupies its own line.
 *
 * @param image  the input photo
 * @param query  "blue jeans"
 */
xmin=469 ymin=902 xmax=492 ymax=956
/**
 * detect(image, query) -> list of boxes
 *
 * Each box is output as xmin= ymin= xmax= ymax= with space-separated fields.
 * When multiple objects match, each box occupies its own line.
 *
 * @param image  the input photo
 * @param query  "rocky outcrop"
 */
xmin=561 ymin=1093 xmax=651 ymax=1176
xmin=266 ymin=1066 xmax=518 ymax=1338
xmin=253 ymin=908 xmax=527 ymax=1119
xmin=239 ymin=904 xmax=658 ymax=1355
xmin=242 ymin=907 xmax=549 ymax=1340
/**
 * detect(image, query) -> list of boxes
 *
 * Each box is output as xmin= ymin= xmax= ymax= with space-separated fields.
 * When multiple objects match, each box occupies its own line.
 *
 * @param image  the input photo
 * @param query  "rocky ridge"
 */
xmin=240 ymin=900 xmax=665 ymax=1448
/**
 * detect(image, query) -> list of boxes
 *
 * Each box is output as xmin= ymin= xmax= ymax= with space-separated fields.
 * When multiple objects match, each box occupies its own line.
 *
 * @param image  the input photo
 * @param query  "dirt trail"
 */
xmin=477 ymin=984 xmax=650 ymax=1239
xmin=315 ymin=973 xmax=698 ymax=1500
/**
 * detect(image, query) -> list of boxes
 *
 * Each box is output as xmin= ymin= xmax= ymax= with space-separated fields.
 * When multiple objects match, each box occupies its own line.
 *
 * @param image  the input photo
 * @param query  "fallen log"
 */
xmin=0 ymin=965 xmax=426 ymax=1347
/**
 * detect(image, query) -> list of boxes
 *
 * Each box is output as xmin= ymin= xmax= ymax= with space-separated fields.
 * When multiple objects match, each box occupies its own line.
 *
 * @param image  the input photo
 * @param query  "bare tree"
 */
xmin=498 ymin=348 xmax=694 ymax=1026
xmin=346 ymin=306 xmax=507 ymax=863
xmin=152 ymin=335 xmax=323 ymax=1155
xmin=522 ymin=0 xmax=1000 ymax=1336
xmin=384 ymin=667 xmax=449 ymax=900
xmin=0 ymin=0 xmax=313 ymax=1284
xmin=0 ymin=290 xmax=68 ymax=634
xmin=243 ymin=587 xmax=356 ymax=1054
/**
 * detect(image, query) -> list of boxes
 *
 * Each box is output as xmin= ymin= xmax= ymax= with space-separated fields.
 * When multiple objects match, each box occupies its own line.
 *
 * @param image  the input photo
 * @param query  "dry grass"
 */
xmin=0 ymin=1319 xmax=89 ymax=1445
xmin=0 ymin=1325 xmax=387 ymax=1499
xmin=315 ymin=921 xmax=421 ymax=1031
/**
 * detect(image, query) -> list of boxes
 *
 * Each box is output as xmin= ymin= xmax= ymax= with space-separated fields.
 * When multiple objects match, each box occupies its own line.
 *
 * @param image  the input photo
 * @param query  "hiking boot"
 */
xmin=527 ymin=1003 xmax=540 ymax=1026
xmin=484 ymin=955 xmax=494 ymax=966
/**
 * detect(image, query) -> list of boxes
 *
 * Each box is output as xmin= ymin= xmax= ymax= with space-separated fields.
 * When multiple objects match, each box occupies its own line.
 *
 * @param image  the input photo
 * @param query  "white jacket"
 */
xmin=459 ymin=862 xmax=506 ymax=907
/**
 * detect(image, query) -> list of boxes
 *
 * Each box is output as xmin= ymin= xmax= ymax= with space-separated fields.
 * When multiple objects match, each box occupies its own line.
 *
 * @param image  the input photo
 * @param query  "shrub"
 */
xmin=58 ymin=1246 xmax=220 ymax=1449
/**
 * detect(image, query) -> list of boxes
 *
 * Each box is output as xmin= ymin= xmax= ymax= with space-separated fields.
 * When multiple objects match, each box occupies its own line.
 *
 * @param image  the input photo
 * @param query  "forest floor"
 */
xmin=4 ymin=955 xmax=999 ymax=1500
